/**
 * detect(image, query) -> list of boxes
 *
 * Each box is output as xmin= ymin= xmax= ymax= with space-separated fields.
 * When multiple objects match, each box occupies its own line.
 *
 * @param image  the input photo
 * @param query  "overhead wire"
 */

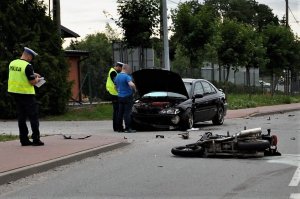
xmin=167 ymin=0 xmax=180 ymax=6
xmin=288 ymin=6 xmax=300 ymax=27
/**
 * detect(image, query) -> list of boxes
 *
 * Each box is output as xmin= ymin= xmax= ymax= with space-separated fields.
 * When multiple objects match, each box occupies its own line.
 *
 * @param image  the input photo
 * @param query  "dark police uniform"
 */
xmin=8 ymin=49 xmax=42 ymax=146
xmin=106 ymin=62 xmax=123 ymax=131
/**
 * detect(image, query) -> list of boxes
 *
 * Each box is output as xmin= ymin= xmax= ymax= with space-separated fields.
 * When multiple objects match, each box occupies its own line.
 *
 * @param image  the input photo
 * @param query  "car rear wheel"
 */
xmin=212 ymin=106 xmax=224 ymax=125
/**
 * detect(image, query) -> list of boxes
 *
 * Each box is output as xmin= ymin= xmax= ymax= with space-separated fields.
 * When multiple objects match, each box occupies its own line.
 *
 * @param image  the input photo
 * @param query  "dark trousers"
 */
xmin=117 ymin=95 xmax=133 ymax=130
xmin=111 ymin=95 xmax=119 ymax=131
xmin=13 ymin=94 xmax=40 ymax=143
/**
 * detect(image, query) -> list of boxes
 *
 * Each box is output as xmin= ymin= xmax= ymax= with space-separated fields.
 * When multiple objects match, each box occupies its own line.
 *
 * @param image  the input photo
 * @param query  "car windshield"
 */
xmin=143 ymin=92 xmax=187 ymax=99
xmin=184 ymin=82 xmax=192 ymax=96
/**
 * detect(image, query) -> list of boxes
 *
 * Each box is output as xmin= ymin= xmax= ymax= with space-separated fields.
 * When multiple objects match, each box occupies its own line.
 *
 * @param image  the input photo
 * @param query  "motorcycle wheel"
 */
xmin=237 ymin=140 xmax=270 ymax=151
xmin=171 ymin=144 xmax=204 ymax=157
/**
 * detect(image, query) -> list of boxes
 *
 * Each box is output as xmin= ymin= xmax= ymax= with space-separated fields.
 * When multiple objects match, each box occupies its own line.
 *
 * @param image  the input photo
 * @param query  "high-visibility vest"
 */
xmin=106 ymin=67 xmax=118 ymax=96
xmin=8 ymin=59 xmax=35 ymax=94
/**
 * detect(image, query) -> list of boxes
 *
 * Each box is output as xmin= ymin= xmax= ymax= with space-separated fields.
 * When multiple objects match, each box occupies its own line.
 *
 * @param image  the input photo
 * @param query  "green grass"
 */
xmin=42 ymin=94 xmax=300 ymax=121
xmin=0 ymin=134 xmax=19 ymax=142
xmin=43 ymin=103 xmax=113 ymax=121
xmin=228 ymin=94 xmax=300 ymax=110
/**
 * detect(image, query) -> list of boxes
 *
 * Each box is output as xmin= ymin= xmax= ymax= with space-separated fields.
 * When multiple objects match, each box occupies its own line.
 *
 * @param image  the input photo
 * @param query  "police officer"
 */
xmin=8 ymin=47 xmax=44 ymax=146
xmin=106 ymin=62 xmax=123 ymax=132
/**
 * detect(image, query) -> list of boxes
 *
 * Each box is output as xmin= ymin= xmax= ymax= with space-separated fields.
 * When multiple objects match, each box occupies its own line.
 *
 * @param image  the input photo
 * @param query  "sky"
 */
xmin=45 ymin=0 xmax=300 ymax=41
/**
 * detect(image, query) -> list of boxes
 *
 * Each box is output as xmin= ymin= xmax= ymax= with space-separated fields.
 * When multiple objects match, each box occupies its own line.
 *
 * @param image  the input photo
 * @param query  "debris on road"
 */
xmin=178 ymin=132 xmax=189 ymax=139
xmin=62 ymin=134 xmax=91 ymax=140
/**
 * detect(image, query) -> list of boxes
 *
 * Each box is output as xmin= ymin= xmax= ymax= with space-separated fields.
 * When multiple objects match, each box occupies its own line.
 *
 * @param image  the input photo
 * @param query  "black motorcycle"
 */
xmin=171 ymin=128 xmax=281 ymax=158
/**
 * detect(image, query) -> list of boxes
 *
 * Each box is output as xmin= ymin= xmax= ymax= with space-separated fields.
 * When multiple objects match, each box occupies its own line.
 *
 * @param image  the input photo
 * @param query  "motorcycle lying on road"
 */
xmin=171 ymin=128 xmax=281 ymax=158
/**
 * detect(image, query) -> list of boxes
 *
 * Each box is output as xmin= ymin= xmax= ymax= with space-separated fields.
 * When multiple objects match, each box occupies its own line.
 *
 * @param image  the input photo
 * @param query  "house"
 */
xmin=61 ymin=25 xmax=89 ymax=103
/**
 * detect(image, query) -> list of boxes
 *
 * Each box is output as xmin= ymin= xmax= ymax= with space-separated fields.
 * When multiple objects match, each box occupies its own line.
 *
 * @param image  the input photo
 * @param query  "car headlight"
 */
xmin=159 ymin=108 xmax=180 ymax=115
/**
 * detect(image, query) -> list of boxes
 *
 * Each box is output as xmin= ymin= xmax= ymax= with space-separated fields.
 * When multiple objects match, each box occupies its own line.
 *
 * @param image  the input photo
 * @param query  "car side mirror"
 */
xmin=219 ymin=89 xmax=223 ymax=92
xmin=193 ymin=94 xmax=203 ymax=99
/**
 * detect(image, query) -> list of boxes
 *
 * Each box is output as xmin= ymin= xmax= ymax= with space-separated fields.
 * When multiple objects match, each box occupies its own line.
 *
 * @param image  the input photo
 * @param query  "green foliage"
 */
xmin=116 ymin=0 xmax=160 ymax=48
xmin=254 ymin=3 xmax=279 ymax=31
xmin=104 ymin=23 xmax=122 ymax=42
xmin=262 ymin=25 xmax=296 ymax=75
xmin=0 ymin=0 xmax=71 ymax=118
xmin=171 ymin=45 xmax=190 ymax=70
xmin=171 ymin=0 xmax=289 ymax=81
xmin=227 ymin=94 xmax=300 ymax=110
xmin=44 ymin=104 xmax=113 ymax=121
xmin=217 ymin=19 xmax=245 ymax=80
xmin=68 ymin=33 xmax=112 ymax=100
xmin=0 ymin=134 xmax=19 ymax=142
xmin=171 ymin=1 xmax=219 ymax=67
xmin=204 ymin=0 xmax=279 ymax=30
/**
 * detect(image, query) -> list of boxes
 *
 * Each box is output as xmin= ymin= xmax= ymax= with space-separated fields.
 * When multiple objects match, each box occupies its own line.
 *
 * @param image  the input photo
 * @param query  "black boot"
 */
xmin=32 ymin=140 xmax=44 ymax=146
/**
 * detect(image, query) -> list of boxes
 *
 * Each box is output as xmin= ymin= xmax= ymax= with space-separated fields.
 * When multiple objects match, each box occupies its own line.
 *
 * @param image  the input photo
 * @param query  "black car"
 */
xmin=132 ymin=69 xmax=227 ymax=130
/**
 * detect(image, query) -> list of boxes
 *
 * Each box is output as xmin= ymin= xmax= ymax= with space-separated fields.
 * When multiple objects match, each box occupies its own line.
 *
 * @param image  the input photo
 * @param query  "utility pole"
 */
xmin=49 ymin=0 xmax=51 ymax=17
xmin=285 ymin=0 xmax=289 ymax=27
xmin=162 ymin=0 xmax=170 ymax=70
xmin=285 ymin=0 xmax=290 ymax=94
xmin=53 ymin=0 xmax=61 ymax=36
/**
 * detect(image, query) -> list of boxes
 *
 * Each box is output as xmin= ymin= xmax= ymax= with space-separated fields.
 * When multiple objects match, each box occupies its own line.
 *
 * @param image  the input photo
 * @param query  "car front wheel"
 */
xmin=212 ymin=106 xmax=224 ymax=125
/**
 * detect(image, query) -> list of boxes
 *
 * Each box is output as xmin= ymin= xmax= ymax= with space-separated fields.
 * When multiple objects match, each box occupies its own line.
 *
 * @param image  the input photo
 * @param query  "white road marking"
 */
xmin=289 ymin=167 xmax=300 ymax=187
xmin=265 ymin=154 xmax=300 ymax=167
xmin=290 ymin=193 xmax=300 ymax=199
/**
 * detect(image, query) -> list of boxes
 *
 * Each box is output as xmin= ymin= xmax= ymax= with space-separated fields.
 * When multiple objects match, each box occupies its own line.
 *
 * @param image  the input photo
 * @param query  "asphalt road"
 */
xmin=0 ymin=111 xmax=299 ymax=199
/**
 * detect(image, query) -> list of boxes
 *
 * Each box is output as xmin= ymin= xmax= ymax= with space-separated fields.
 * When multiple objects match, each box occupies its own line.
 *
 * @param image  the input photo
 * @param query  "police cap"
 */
xmin=116 ymin=62 xmax=124 ymax=67
xmin=24 ymin=47 xmax=38 ymax=57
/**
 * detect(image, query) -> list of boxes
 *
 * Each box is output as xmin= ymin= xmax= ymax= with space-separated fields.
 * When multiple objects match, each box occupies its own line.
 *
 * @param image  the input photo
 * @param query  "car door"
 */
xmin=200 ymin=81 xmax=219 ymax=120
xmin=192 ymin=81 xmax=208 ymax=122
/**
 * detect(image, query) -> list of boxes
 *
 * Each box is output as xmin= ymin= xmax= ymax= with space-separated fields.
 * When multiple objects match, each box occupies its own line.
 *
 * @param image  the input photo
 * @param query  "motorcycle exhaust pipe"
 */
xmin=237 ymin=127 xmax=262 ymax=138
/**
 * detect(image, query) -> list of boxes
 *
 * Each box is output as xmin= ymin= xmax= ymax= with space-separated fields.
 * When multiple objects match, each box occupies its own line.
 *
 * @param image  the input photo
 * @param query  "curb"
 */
xmin=0 ymin=141 xmax=129 ymax=186
xmin=248 ymin=108 xmax=300 ymax=118
xmin=225 ymin=104 xmax=300 ymax=119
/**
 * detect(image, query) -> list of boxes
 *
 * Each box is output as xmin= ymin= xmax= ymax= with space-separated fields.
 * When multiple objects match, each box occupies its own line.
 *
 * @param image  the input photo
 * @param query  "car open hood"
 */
xmin=132 ymin=69 xmax=189 ymax=98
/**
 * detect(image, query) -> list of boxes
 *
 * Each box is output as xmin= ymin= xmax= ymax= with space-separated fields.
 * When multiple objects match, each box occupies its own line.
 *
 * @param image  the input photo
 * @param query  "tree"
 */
xmin=116 ymin=0 xmax=160 ymax=68
xmin=104 ymin=23 xmax=122 ymax=42
xmin=239 ymin=25 xmax=268 ymax=87
xmin=68 ymin=33 xmax=112 ymax=100
xmin=288 ymin=38 xmax=300 ymax=93
xmin=262 ymin=24 xmax=296 ymax=94
xmin=0 ymin=0 xmax=71 ymax=118
xmin=217 ymin=19 xmax=244 ymax=82
xmin=254 ymin=3 xmax=279 ymax=32
xmin=171 ymin=1 xmax=219 ymax=68
xmin=204 ymin=0 xmax=279 ymax=31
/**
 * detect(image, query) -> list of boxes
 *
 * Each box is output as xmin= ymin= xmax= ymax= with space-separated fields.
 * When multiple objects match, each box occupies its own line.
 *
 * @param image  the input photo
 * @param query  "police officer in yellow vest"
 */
xmin=106 ymin=62 xmax=123 ymax=131
xmin=8 ymin=47 xmax=44 ymax=146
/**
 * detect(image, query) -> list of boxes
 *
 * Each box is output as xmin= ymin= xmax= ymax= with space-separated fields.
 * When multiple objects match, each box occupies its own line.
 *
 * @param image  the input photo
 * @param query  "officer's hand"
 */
xmin=34 ymin=73 xmax=41 ymax=78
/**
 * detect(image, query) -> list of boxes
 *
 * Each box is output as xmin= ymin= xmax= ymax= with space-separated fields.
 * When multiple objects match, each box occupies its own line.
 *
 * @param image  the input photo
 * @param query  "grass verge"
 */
xmin=0 ymin=134 xmax=19 ymax=142
xmin=228 ymin=94 xmax=300 ymax=109
xmin=43 ymin=103 xmax=112 ymax=121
